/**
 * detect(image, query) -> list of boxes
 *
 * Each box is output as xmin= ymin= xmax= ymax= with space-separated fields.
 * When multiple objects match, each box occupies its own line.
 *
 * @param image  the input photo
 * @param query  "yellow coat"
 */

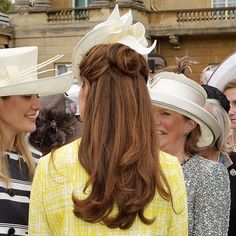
xmin=29 ymin=140 xmax=188 ymax=236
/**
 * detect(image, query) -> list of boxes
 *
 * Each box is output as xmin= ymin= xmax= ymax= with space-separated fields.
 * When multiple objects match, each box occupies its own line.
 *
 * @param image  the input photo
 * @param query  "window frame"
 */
xmin=212 ymin=0 xmax=236 ymax=7
xmin=73 ymin=0 xmax=93 ymax=7
xmin=55 ymin=64 xmax=70 ymax=76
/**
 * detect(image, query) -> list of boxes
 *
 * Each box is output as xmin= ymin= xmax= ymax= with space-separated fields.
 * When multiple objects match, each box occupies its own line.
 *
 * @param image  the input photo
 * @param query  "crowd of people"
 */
xmin=0 ymin=4 xmax=235 ymax=236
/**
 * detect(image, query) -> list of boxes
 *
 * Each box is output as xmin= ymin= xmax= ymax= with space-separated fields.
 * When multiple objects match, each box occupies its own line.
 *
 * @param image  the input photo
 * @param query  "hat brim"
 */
xmin=0 ymin=71 xmax=73 ymax=96
xmin=207 ymin=52 xmax=236 ymax=91
xmin=150 ymin=91 xmax=221 ymax=147
xmin=72 ymin=25 xmax=110 ymax=81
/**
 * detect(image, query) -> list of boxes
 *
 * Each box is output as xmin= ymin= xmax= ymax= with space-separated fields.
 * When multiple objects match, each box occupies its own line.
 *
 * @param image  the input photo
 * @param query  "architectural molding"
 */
xmin=169 ymin=35 xmax=180 ymax=49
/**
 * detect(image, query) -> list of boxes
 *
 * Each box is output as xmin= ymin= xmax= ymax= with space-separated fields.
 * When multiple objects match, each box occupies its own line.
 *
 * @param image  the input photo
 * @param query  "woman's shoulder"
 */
xmin=190 ymin=155 xmax=228 ymax=173
xmin=39 ymin=139 xmax=80 ymax=168
xmin=159 ymin=151 xmax=180 ymax=172
xmin=183 ymin=155 xmax=229 ymax=185
xmin=159 ymin=151 xmax=187 ymax=215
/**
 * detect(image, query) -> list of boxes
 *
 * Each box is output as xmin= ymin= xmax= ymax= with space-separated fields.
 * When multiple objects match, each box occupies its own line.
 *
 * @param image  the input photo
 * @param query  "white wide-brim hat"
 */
xmin=0 ymin=46 xmax=73 ymax=96
xmin=207 ymin=52 xmax=236 ymax=91
xmin=72 ymin=4 xmax=156 ymax=80
xmin=148 ymin=72 xmax=221 ymax=147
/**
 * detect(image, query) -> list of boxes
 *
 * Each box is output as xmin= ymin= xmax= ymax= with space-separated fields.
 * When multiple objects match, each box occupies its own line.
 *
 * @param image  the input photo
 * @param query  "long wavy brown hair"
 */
xmin=72 ymin=43 xmax=171 ymax=229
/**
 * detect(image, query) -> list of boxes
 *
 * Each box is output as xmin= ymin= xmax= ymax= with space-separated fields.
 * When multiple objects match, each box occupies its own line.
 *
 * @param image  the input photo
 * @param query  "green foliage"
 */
xmin=0 ymin=0 xmax=12 ymax=14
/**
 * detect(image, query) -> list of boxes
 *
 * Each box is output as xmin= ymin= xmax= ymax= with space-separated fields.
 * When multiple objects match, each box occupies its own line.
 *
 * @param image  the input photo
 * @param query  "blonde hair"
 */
xmin=205 ymin=98 xmax=234 ymax=154
xmin=0 ymin=131 xmax=35 ymax=185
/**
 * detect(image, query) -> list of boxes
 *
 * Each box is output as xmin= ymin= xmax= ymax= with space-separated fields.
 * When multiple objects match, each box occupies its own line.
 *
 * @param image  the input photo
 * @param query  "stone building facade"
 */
xmin=0 ymin=12 xmax=13 ymax=49
xmin=6 ymin=0 xmax=236 ymax=81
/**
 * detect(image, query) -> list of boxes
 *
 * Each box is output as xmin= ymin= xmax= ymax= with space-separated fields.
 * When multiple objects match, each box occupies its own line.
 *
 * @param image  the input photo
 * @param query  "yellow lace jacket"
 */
xmin=29 ymin=139 xmax=188 ymax=236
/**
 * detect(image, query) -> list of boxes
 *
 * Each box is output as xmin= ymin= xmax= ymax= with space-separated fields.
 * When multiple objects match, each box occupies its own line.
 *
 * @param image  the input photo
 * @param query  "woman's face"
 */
xmin=0 ymin=95 xmax=40 ymax=136
xmin=152 ymin=105 xmax=195 ymax=155
xmin=224 ymin=87 xmax=236 ymax=130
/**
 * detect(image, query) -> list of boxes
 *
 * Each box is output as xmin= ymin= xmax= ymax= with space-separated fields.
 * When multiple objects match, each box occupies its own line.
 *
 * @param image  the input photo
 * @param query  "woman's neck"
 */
xmin=1 ymin=130 xmax=16 ymax=151
xmin=200 ymin=146 xmax=220 ymax=162
xmin=167 ymin=148 xmax=189 ymax=165
xmin=233 ymin=131 xmax=236 ymax=151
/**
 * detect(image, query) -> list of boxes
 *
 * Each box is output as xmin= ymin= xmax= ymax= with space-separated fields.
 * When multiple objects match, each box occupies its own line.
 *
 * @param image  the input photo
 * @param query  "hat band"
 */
xmin=150 ymin=79 xmax=206 ymax=106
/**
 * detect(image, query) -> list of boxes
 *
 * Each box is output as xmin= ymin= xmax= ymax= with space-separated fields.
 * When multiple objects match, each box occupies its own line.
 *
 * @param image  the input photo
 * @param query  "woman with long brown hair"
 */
xmin=29 ymin=6 xmax=188 ymax=236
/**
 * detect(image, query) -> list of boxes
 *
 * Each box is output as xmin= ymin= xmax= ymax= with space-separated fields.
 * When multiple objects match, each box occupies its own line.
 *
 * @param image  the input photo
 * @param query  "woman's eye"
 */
xmin=23 ymin=95 xmax=32 ymax=98
xmin=21 ymin=95 xmax=33 ymax=99
xmin=162 ymin=112 xmax=171 ymax=116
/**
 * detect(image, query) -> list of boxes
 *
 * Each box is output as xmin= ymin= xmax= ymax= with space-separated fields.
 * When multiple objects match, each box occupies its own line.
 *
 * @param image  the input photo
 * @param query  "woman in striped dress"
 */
xmin=0 ymin=46 xmax=72 ymax=235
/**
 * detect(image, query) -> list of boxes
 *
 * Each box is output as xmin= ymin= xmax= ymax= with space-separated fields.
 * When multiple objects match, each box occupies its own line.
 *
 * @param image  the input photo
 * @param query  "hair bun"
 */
xmin=107 ymin=44 xmax=142 ymax=77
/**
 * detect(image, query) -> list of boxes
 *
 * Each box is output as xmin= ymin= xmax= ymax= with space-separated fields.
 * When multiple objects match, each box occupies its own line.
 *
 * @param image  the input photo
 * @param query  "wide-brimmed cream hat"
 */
xmin=72 ymin=4 xmax=156 ymax=80
xmin=148 ymin=72 xmax=221 ymax=147
xmin=0 ymin=46 xmax=73 ymax=96
xmin=207 ymin=52 xmax=236 ymax=91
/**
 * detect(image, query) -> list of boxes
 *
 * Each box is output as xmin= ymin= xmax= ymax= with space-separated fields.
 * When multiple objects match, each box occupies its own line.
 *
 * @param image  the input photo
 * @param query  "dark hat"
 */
xmin=202 ymin=84 xmax=230 ymax=113
xmin=29 ymin=94 xmax=83 ymax=155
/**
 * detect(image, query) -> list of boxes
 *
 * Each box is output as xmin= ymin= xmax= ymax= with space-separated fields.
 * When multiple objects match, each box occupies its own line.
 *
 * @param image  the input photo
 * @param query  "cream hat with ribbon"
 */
xmin=148 ymin=72 xmax=221 ymax=147
xmin=0 ymin=46 xmax=73 ymax=96
xmin=72 ymin=4 xmax=156 ymax=80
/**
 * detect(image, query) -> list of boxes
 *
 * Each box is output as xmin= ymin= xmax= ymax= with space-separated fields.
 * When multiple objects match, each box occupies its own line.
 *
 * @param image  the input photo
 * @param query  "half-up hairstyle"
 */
xmin=72 ymin=43 xmax=171 ymax=229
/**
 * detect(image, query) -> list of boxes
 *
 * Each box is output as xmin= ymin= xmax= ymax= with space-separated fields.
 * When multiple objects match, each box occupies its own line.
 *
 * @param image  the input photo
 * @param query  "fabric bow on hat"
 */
xmin=72 ymin=5 xmax=156 ymax=80
xmin=93 ymin=5 xmax=154 ymax=55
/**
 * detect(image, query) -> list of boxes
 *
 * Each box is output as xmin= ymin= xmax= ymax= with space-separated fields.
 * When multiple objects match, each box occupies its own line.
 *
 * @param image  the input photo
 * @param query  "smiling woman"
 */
xmin=0 ymin=46 xmax=73 ymax=236
xmin=149 ymin=71 xmax=231 ymax=236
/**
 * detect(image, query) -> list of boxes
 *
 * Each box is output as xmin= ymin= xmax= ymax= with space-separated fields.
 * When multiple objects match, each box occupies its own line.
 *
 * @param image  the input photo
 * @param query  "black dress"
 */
xmin=0 ymin=151 xmax=41 ymax=236
xmin=228 ymin=152 xmax=236 ymax=236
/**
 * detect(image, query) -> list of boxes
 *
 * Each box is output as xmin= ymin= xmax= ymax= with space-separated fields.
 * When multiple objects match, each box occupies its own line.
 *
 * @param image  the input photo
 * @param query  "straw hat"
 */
xmin=0 ymin=46 xmax=73 ymax=96
xmin=72 ymin=4 xmax=156 ymax=80
xmin=148 ymin=72 xmax=221 ymax=147
xmin=207 ymin=52 xmax=236 ymax=91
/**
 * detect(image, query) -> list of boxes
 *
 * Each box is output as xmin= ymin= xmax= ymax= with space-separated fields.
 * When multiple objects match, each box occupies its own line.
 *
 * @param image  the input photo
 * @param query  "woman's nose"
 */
xmin=32 ymin=95 xmax=41 ymax=110
xmin=228 ymin=104 xmax=235 ymax=116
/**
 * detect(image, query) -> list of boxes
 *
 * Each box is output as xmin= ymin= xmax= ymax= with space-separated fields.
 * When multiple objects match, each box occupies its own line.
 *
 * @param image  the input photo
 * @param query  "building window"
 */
xmin=213 ymin=0 xmax=236 ymax=7
xmin=74 ymin=0 xmax=94 ymax=7
xmin=56 ymin=64 xmax=70 ymax=75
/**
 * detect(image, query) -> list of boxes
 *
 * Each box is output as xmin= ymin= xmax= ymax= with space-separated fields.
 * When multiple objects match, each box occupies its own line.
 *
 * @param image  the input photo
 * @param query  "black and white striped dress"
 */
xmin=0 ymin=150 xmax=41 ymax=236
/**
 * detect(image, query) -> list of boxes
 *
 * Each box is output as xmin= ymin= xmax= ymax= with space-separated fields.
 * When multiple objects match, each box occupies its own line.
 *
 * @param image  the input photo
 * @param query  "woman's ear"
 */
xmin=185 ymin=119 xmax=197 ymax=134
